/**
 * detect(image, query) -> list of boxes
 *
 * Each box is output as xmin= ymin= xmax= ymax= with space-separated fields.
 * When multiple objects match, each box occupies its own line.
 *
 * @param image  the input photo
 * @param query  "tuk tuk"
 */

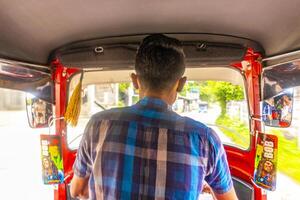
xmin=1 ymin=1 xmax=300 ymax=200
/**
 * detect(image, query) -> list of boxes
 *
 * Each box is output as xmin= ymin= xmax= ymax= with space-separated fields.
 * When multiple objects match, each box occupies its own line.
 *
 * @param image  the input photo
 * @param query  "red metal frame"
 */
xmin=228 ymin=48 xmax=266 ymax=199
xmin=52 ymin=60 xmax=79 ymax=200
xmin=51 ymin=48 xmax=266 ymax=199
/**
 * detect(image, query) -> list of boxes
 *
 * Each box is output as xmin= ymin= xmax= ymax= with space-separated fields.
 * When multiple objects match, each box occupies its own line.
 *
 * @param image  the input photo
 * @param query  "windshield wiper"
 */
xmin=94 ymin=100 xmax=106 ymax=110
xmin=68 ymin=133 xmax=84 ymax=146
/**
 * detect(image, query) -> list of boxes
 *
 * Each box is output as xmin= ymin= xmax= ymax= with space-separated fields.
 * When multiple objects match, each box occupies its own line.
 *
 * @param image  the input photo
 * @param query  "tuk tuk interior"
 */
xmin=1 ymin=1 xmax=300 ymax=200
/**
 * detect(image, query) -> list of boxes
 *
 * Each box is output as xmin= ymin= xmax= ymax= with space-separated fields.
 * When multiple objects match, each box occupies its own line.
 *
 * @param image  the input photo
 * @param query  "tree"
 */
xmin=161 ymin=80 xmax=244 ymax=116
xmin=201 ymin=81 xmax=244 ymax=116
xmin=118 ymin=83 xmax=130 ymax=106
xmin=179 ymin=81 xmax=200 ymax=97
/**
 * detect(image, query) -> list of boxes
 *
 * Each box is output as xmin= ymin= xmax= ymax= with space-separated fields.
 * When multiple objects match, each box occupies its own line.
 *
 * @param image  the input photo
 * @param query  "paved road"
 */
xmin=0 ymin=111 xmax=53 ymax=200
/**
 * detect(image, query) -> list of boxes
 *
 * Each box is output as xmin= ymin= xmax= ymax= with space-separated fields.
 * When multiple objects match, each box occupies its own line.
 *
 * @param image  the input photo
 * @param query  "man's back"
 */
xmin=73 ymin=97 xmax=233 ymax=199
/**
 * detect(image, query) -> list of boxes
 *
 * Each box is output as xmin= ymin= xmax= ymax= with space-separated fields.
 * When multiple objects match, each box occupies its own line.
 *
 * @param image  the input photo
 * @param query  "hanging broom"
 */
xmin=64 ymin=72 xmax=84 ymax=127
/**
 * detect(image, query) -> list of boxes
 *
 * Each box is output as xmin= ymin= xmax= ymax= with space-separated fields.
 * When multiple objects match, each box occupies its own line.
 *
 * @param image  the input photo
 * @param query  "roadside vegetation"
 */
xmin=118 ymin=83 xmax=130 ymax=106
xmin=215 ymin=115 xmax=249 ymax=149
xmin=270 ymin=129 xmax=300 ymax=183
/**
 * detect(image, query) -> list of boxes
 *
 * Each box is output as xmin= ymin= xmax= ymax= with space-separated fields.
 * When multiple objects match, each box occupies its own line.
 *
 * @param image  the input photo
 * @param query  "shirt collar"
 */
xmin=136 ymin=97 xmax=173 ymax=111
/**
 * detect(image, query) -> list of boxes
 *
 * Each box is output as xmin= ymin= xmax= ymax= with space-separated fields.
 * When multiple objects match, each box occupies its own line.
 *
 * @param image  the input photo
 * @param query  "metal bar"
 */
xmin=0 ymin=58 xmax=50 ymax=72
xmin=262 ymin=58 xmax=300 ymax=71
xmin=83 ymin=68 xmax=104 ymax=72
xmin=262 ymin=49 xmax=300 ymax=62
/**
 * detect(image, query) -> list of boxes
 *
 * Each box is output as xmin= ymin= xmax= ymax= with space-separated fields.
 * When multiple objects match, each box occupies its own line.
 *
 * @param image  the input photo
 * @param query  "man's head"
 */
xmin=266 ymin=98 xmax=274 ymax=106
xmin=263 ymin=160 xmax=274 ymax=173
xmin=131 ymin=34 xmax=186 ymax=104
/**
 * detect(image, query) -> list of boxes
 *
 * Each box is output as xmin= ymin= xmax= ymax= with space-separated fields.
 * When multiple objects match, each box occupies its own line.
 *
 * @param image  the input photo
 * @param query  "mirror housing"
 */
xmin=262 ymin=89 xmax=294 ymax=128
xmin=262 ymin=60 xmax=300 ymax=100
xmin=26 ymin=95 xmax=53 ymax=128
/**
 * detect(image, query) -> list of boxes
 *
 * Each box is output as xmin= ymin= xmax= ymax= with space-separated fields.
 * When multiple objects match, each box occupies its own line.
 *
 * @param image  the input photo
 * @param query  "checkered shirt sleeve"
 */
xmin=205 ymin=128 xmax=233 ymax=194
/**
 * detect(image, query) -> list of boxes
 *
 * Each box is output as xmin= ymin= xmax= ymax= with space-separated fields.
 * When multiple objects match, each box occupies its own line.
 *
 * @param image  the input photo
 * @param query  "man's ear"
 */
xmin=130 ymin=73 xmax=139 ymax=89
xmin=176 ymin=77 xmax=187 ymax=92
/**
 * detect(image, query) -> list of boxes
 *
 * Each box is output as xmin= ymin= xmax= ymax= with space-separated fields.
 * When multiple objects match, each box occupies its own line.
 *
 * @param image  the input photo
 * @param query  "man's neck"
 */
xmin=140 ymin=90 xmax=175 ymax=105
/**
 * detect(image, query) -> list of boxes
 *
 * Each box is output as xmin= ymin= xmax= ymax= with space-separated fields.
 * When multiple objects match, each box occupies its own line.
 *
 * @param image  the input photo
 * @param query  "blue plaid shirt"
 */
xmin=74 ymin=97 xmax=233 ymax=199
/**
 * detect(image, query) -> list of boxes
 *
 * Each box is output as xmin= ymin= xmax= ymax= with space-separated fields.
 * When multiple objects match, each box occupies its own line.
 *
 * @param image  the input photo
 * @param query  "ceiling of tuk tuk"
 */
xmin=1 ymin=0 xmax=300 ymax=66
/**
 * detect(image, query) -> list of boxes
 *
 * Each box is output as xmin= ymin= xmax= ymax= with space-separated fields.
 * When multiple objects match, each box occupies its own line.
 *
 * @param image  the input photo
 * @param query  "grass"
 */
xmin=216 ymin=115 xmax=250 ymax=149
xmin=271 ymin=129 xmax=300 ymax=183
xmin=216 ymin=114 xmax=300 ymax=183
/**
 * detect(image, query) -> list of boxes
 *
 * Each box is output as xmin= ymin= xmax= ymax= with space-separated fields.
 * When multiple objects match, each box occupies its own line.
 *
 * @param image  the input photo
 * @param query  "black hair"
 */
xmin=135 ymin=34 xmax=185 ymax=91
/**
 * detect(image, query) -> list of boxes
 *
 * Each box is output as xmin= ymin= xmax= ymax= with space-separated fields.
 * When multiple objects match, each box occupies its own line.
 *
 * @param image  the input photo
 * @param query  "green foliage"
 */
xmin=180 ymin=81 xmax=244 ymax=115
xmin=132 ymin=96 xmax=139 ymax=104
xmin=179 ymin=81 xmax=200 ymax=97
xmin=199 ymin=81 xmax=214 ymax=102
xmin=216 ymin=115 xmax=249 ymax=149
xmin=119 ymin=83 xmax=130 ymax=93
xmin=211 ymin=81 xmax=244 ymax=102
xmin=201 ymin=81 xmax=244 ymax=115
xmin=118 ymin=100 xmax=125 ymax=107
xmin=270 ymin=129 xmax=300 ymax=183
xmin=118 ymin=83 xmax=130 ymax=105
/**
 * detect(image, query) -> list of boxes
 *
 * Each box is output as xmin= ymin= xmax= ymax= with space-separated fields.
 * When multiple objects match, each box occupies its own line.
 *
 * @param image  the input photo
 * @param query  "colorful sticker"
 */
xmin=40 ymin=135 xmax=64 ymax=184
xmin=254 ymin=133 xmax=278 ymax=191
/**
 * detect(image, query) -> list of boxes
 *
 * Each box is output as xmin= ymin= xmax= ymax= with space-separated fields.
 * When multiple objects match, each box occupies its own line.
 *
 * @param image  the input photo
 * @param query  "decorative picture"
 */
xmin=40 ymin=135 xmax=64 ymax=184
xmin=254 ymin=133 xmax=278 ymax=191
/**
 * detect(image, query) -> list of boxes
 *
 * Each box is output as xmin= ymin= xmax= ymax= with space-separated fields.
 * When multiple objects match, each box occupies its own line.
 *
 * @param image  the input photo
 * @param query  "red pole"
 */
xmin=52 ymin=60 xmax=79 ymax=200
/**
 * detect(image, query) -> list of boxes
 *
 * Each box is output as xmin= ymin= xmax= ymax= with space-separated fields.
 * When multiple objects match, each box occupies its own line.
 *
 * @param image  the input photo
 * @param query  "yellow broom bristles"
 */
xmin=65 ymin=73 xmax=83 ymax=127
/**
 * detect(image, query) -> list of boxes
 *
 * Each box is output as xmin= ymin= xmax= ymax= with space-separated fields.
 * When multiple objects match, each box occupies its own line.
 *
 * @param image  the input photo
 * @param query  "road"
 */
xmin=0 ymin=111 xmax=53 ymax=200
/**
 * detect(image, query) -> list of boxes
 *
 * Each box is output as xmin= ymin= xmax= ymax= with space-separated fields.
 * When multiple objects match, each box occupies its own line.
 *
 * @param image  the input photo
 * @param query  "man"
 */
xmin=262 ymin=98 xmax=275 ymax=125
xmin=71 ymin=34 xmax=237 ymax=200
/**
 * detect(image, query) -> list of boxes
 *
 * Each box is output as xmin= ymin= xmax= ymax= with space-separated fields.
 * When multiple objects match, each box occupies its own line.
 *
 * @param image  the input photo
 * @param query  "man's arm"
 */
xmin=70 ymin=118 xmax=95 ymax=199
xmin=70 ymin=174 xmax=89 ymax=199
xmin=213 ymin=187 xmax=238 ymax=200
xmin=202 ymin=182 xmax=238 ymax=200
xmin=205 ymin=128 xmax=238 ymax=200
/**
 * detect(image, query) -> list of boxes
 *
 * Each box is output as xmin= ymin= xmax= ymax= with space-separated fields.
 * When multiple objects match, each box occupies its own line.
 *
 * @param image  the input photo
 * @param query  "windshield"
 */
xmin=67 ymin=70 xmax=249 ymax=150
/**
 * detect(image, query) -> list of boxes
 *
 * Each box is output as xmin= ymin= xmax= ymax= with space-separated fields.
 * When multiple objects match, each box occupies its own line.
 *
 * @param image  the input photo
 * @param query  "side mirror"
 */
xmin=262 ymin=89 xmax=294 ymax=128
xmin=26 ymin=95 xmax=53 ymax=128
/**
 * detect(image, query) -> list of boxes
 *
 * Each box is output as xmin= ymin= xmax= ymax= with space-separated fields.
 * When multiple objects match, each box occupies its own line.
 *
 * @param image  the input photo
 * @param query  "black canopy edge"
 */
xmin=51 ymin=33 xmax=265 ymax=58
xmin=50 ymin=33 xmax=264 ymax=69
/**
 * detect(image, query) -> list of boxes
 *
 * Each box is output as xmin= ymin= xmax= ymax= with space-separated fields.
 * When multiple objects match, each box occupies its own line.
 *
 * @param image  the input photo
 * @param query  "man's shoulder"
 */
xmin=90 ymin=106 xmax=130 ymax=122
xmin=179 ymin=115 xmax=210 ymax=135
xmin=181 ymin=116 xmax=222 ymax=144
xmin=89 ymin=106 xmax=213 ymax=137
